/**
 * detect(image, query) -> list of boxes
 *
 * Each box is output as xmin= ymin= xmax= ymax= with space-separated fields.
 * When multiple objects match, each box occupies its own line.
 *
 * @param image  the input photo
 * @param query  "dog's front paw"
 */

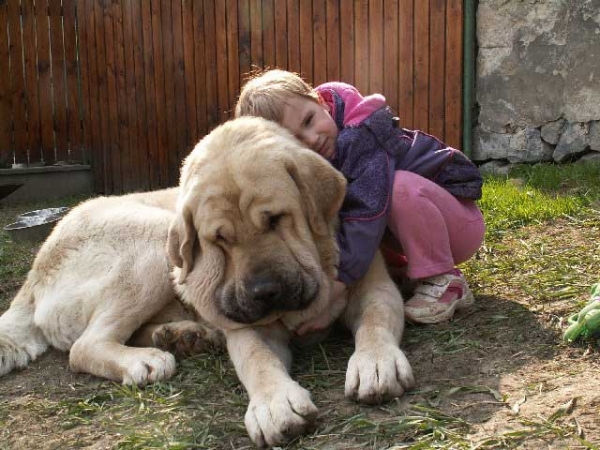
xmin=122 ymin=348 xmax=177 ymax=385
xmin=345 ymin=344 xmax=415 ymax=404
xmin=245 ymin=381 xmax=318 ymax=448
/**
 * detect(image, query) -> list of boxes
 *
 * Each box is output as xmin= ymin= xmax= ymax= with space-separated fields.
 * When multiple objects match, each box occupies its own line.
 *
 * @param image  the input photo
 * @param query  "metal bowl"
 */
xmin=3 ymin=207 xmax=70 ymax=243
xmin=17 ymin=207 xmax=70 ymax=221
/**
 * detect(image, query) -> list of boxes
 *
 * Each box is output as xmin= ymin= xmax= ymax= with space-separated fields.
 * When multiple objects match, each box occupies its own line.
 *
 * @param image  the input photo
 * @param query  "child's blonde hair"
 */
xmin=235 ymin=69 xmax=320 ymax=123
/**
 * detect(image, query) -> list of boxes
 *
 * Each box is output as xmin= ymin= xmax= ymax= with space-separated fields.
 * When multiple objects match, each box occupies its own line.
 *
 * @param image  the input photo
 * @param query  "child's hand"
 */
xmin=296 ymin=281 xmax=348 ymax=335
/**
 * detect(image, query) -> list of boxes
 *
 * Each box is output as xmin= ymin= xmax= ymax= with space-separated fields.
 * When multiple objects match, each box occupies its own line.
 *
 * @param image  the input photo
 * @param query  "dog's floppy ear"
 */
xmin=167 ymin=206 xmax=197 ymax=283
xmin=286 ymin=150 xmax=347 ymax=236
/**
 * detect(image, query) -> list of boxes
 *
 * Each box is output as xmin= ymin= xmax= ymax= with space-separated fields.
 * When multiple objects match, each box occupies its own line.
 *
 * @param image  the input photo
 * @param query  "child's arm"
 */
xmin=335 ymin=216 xmax=388 ymax=285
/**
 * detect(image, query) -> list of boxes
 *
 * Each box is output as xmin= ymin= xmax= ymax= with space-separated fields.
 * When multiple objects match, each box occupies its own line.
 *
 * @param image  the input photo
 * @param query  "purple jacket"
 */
xmin=316 ymin=82 xmax=483 ymax=285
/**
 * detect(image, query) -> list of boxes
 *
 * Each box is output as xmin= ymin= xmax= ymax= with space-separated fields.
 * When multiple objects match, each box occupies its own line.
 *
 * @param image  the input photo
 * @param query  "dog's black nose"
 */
xmin=247 ymin=275 xmax=282 ymax=306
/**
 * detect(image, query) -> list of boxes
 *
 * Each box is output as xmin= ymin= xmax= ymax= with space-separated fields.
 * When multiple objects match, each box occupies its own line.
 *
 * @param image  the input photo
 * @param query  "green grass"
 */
xmin=466 ymin=162 xmax=600 ymax=317
xmin=2 ymin=162 xmax=600 ymax=449
xmin=479 ymin=162 xmax=600 ymax=238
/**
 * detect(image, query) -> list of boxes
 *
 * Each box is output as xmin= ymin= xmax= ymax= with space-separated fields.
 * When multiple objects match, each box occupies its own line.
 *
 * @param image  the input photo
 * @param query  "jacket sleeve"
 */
xmin=332 ymin=125 xmax=394 ymax=285
xmin=395 ymin=129 xmax=483 ymax=200
xmin=336 ymin=215 xmax=388 ymax=285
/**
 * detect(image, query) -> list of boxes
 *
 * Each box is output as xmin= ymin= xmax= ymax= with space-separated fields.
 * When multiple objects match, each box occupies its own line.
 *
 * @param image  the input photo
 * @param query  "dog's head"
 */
xmin=167 ymin=117 xmax=346 ymax=330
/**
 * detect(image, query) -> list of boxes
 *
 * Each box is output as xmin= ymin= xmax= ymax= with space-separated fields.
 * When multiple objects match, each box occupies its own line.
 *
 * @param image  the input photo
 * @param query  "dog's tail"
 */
xmin=0 ymin=280 xmax=48 ymax=376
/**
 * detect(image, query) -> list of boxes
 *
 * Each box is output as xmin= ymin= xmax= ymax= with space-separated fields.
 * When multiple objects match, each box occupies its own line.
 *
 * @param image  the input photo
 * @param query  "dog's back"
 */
xmin=0 ymin=188 xmax=179 ymax=378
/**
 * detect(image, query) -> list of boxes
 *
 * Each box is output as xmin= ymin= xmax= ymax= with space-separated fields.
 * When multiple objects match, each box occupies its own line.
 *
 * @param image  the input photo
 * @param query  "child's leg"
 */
xmin=387 ymin=171 xmax=484 ymax=279
xmin=387 ymin=171 xmax=485 ymax=323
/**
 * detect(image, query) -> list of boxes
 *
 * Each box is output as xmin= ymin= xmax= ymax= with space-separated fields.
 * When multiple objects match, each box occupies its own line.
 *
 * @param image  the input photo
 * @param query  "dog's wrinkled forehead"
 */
xmin=180 ymin=118 xmax=306 ymax=239
xmin=193 ymin=168 xmax=300 ymax=241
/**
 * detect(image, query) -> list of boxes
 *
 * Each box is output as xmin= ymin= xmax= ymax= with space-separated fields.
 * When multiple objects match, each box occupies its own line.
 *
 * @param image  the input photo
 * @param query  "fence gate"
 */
xmin=0 ymin=0 xmax=464 ymax=195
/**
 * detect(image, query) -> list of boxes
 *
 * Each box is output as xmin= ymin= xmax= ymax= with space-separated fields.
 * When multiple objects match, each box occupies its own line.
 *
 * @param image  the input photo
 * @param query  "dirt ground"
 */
xmin=1 ymin=215 xmax=599 ymax=449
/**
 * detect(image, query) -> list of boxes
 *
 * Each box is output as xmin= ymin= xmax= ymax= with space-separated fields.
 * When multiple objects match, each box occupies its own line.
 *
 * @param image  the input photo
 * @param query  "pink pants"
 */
xmin=385 ymin=171 xmax=485 ymax=280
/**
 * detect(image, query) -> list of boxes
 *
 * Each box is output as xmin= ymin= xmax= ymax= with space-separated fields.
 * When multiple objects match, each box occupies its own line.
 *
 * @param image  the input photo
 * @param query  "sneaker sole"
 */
xmin=405 ymin=290 xmax=475 ymax=324
xmin=457 ymin=289 xmax=475 ymax=309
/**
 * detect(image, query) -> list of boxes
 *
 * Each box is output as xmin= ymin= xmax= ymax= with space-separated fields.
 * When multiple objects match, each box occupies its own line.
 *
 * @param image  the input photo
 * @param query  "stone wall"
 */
xmin=474 ymin=0 xmax=600 ymax=173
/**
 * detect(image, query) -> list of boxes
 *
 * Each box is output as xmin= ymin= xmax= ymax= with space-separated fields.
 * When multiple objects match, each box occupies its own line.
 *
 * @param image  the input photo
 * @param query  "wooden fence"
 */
xmin=0 ymin=0 xmax=464 ymax=195
xmin=0 ymin=0 xmax=84 ymax=168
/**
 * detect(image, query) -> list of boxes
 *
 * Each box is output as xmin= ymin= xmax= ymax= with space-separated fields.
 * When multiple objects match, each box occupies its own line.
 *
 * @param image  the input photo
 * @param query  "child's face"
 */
xmin=281 ymin=96 xmax=338 ymax=159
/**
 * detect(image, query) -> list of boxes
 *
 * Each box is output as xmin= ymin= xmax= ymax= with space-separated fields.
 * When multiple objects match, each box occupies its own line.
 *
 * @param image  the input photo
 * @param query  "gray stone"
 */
xmin=476 ymin=1 xmax=571 ymax=133
xmin=507 ymin=128 xmax=554 ymax=163
xmin=553 ymin=122 xmax=589 ymax=162
xmin=473 ymin=128 xmax=511 ymax=161
xmin=541 ymin=118 xmax=566 ymax=145
xmin=576 ymin=151 xmax=600 ymax=164
xmin=479 ymin=160 xmax=513 ymax=176
xmin=589 ymin=121 xmax=600 ymax=151
xmin=473 ymin=127 xmax=553 ymax=163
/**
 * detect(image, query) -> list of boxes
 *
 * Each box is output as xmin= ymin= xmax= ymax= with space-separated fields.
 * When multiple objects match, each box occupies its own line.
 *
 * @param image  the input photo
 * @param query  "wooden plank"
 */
xmin=82 ymin=0 xmax=105 ymax=191
xmin=182 ymin=0 xmax=198 ymax=148
xmin=8 ymin=0 xmax=29 ymax=162
xmin=171 ymin=0 xmax=188 ymax=180
xmin=413 ymin=0 xmax=430 ymax=132
xmin=76 ymin=0 xmax=92 ymax=167
xmin=49 ymin=0 xmax=68 ymax=162
xmin=94 ymin=0 xmax=112 ymax=192
xmin=445 ymin=0 xmax=463 ymax=149
xmin=274 ymin=0 xmax=287 ymax=68
xmin=383 ymin=0 xmax=399 ymax=114
xmin=0 ymin=0 xmax=11 ymax=166
xmin=63 ymin=0 xmax=83 ymax=163
xmin=369 ymin=0 xmax=384 ymax=94
xmin=203 ymin=0 xmax=219 ymax=129
xmin=160 ymin=0 xmax=177 ymax=186
xmin=299 ymin=0 xmax=313 ymax=82
xmin=238 ymin=0 xmax=252 ymax=81
xmin=262 ymin=0 xmax=275 ymax=69
xmin=36 ymin=0 xmax=55 ymax=163
xmin=130 ymin=0 xmax=150 ymax=190
xmin=226 ymin=0 xmax=240 ymax=112
xmin=398 ymin=0 xmax=414 ymax=129
xmin=249 ymin=0 xmax=263 ymax=68
xmin=215 ymin=0 xmax=229 ymax=122
xmin=286 ymin=0 xmax=300 ymax=74
xmin=193 ymin=0 xmax=208 ymax=136
xmin=325 ymin=0 xmax=340 ymax=81
xmin=22 ymin=0 xmax=42 ymax=164
xmin=429 ymin=0 xmax=446 ymax=140
xmin=142 ymin=0 xmax=160 ymax=190
xmin=112 ymin=0 xmax=130 ymax=192
xmin=353 ymin=0 xmax=368 ymax=93
xmin=150 ymin=0 xmax=168 ymax=188
xmin=103 ymin=0 xmax=122 ymax=193
xmin=76 ymin=0 xmax=91 ymax=163
xmin=122 ymin=0 xmax=141 ymax=189
xmin=312 ymin=0 xmax=327 ymax=86
xmin=339 ymin=0 xmax=354 ymax=84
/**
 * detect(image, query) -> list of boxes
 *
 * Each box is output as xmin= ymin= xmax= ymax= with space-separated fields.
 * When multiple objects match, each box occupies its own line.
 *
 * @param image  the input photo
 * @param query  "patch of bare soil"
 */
xmin=0 ymin=351 xmax=119 ymax=449
xmin=404 ymin=294 xmax=600 ymax=448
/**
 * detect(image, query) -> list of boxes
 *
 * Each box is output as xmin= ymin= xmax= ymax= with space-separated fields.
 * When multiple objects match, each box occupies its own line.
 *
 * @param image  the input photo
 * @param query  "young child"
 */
xmin=235 ymin=69 xmax=485 ymax=329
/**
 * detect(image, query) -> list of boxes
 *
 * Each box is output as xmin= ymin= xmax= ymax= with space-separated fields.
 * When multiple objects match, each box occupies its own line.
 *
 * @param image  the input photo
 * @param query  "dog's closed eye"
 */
xmin=268 ymin=214 xmax=283 ymax=231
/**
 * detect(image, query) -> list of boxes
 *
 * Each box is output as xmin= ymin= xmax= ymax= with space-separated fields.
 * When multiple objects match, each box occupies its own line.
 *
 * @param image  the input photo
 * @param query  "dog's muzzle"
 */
xmin=216 ymin=269 xmax=319 ymax=324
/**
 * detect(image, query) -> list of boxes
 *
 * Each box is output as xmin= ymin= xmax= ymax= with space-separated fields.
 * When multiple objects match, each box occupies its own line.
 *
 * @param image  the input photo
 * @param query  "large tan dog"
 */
xmin=0 ymin=117 xmax=414 ymax=447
